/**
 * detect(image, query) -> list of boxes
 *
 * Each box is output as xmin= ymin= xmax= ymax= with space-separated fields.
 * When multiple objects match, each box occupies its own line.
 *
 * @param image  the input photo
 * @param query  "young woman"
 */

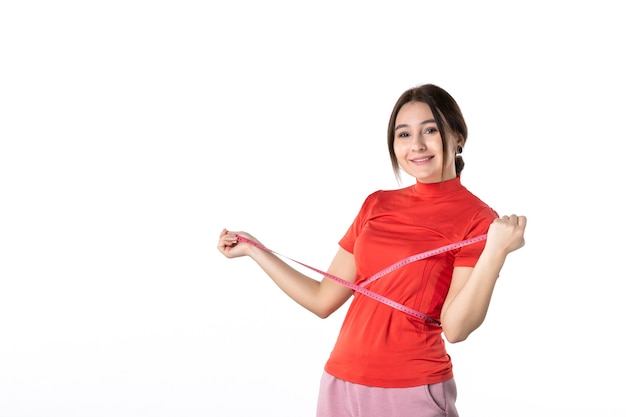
xmin=217 ymin=83 xmax=527 ymax=417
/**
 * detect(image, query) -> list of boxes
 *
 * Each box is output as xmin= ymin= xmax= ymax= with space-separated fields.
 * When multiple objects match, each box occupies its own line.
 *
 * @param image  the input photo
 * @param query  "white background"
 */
xmin=1 ymin=1 xmax=624 ymax=416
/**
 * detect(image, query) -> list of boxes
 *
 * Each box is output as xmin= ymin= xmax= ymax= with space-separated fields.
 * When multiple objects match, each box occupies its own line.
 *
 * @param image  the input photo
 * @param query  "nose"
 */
xmin=411 ymin=134 xmax=425 ymax=151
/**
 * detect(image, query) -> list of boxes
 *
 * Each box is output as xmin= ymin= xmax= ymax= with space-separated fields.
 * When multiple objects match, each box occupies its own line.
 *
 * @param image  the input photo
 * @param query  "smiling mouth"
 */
xmin=410 ymin=156 xmax=434 ymax=164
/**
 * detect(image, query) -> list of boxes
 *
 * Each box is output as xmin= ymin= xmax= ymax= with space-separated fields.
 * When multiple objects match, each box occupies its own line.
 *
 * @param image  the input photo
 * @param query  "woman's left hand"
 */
xmin=485 ymin=214 xmax=527 ymax=256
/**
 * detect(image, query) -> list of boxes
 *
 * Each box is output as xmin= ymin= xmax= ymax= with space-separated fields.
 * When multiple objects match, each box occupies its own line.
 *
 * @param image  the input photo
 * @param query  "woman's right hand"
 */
xmin=217 ymin=228 xmax=259 ymax=259
xmin=218 ymin=228 xmax=355 ymax=318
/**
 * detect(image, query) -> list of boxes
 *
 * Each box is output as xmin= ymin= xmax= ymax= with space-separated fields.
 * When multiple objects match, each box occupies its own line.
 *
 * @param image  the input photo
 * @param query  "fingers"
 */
xmin=495 ymin=215 xmax=527 ymax=239
xmin=490 ymin=214 xmax=527 ymax=253
xmin=222 ymin=229 xmax=239 ymax=244
xmin=499 ymin=214 xmax=527 ymax=228
xmin=217 ymin=228 xmax=239 ymax=254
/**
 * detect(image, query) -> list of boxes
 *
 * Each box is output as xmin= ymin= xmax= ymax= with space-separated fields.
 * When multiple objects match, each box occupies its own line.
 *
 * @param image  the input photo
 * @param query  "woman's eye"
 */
xmin=424 ymin=127 xmax=437 ymax=134
xmin=398 ymin=132 xmax=410 ymax=138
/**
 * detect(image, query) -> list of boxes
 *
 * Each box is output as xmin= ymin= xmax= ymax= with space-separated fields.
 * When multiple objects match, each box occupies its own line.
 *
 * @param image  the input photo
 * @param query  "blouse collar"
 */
xmin=412 ymin=175 xmax=463 ymax=196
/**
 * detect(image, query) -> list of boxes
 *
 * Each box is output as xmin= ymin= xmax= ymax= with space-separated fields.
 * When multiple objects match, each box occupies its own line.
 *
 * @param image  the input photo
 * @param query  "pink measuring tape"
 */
xmin=236 ymin=234 xmax=488 ymax=326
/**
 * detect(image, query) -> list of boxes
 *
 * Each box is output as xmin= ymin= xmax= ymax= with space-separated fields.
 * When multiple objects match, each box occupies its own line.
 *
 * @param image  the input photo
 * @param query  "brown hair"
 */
xmin=387 ymin=84 xmax=468 ymax=183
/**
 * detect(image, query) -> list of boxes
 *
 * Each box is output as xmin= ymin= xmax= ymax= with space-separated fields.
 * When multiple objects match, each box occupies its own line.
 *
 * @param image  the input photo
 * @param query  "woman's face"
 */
xmin=393 ymin=101 xmax=459 ymax=184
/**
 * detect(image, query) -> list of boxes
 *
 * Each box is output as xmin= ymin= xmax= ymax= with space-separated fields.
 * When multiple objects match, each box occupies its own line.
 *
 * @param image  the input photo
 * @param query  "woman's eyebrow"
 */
xmin=395 ymin=119 xmax=436 ymax=131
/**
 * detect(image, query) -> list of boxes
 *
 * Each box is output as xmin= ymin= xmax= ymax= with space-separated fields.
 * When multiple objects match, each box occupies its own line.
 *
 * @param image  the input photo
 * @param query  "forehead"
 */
xmin=396 ymin=101 xmax=434 ymax=125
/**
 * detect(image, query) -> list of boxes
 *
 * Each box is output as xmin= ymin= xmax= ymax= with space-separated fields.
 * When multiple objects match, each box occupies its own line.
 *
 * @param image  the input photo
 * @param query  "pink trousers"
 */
xmin=316 ymin=371 xmax=459 ymax=417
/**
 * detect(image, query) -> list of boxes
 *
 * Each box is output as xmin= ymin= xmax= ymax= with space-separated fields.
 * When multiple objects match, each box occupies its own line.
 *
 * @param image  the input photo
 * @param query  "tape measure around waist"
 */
xmin=236 ymin=234 xmax=488 ymax=326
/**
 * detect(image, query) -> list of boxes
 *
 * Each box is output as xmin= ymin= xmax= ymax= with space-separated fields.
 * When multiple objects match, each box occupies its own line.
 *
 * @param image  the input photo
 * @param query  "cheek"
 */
xmin=392 ymin=142 xmax=400 ymax=157
xmin=425 ymin=137 xmax=443 ymax=152
xmin=393 ymin=141 xmax=406 ymax=156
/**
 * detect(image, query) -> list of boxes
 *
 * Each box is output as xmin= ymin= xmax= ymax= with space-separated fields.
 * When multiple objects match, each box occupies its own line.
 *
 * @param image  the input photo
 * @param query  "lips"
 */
xmin=410 ymin=156 xmax=434 ymax=164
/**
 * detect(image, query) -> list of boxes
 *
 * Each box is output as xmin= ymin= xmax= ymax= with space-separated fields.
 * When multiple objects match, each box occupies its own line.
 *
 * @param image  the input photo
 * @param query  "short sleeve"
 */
xmin=454 ymin=206 xmax=499 ymax=267
xmin=338 ymin=191 xmax=379 ymax=254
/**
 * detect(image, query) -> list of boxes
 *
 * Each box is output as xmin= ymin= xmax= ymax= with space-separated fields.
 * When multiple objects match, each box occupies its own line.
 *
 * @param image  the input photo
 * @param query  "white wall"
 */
xmin=1 ymin=1 xmax=624 ymax=416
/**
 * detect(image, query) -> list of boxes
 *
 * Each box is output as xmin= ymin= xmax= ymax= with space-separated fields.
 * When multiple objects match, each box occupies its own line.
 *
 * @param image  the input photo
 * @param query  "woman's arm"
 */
xmin=440 ymin=215 xmax=527 ymax=343
xmin=218 ymin=229 xmax=355 ymax=318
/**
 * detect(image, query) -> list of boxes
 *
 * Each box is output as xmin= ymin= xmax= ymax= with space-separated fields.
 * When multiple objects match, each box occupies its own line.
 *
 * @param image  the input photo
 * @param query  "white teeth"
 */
xmin=412 ymin=157 xmax=431 ymax=163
